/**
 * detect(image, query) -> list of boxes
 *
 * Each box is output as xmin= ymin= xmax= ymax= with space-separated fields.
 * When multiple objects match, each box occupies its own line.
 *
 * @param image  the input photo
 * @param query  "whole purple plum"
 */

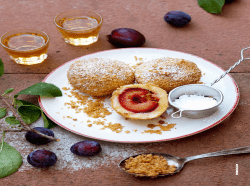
xmin=107 ymin=28 xmax=146 ymax=48
xmin=25 ymin=127 xmax=54 ymax=145
xmin=27 ymin=149 xmax=57 ymax=168
xmin=164 ymin=11 xmax=191 ymax=27
xmin=70 ymin=141 xmax=102 ymax=156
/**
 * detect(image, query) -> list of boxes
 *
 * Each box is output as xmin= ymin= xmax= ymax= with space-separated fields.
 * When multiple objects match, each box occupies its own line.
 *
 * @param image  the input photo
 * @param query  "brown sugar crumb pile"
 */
xmin=64 ymin=88 xmax=112 ymax=118
xmin=143 ymin=120 xmax=176 ymax=134
xmin=124 ymin=154 xmax=176 ymax=177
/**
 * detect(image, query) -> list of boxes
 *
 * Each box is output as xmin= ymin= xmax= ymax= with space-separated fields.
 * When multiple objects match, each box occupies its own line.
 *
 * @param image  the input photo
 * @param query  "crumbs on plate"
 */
xmin=61 ymin=86 xmax=176 ymax=134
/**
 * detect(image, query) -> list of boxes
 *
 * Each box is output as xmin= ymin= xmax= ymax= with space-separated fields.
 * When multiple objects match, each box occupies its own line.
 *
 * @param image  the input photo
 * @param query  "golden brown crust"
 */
xmin=111 ymin=84 xmax=168 ymax=120
xmin=67 ymin=58 xmax=135 ymax=96
xmin=135 ymin=57 xmax=202 ymax=92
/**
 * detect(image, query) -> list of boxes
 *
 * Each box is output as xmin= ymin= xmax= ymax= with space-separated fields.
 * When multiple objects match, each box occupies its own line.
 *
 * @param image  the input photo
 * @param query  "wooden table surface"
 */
xmin=1 ymin=0 xmax=249 ymax=185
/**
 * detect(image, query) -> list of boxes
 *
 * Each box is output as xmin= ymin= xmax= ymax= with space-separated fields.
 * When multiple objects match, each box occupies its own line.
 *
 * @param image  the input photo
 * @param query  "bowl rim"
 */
xmin=54 ymin=9 xmax=103 ymax=32
xmin=0 ymin=28 xmax=50 ymax=52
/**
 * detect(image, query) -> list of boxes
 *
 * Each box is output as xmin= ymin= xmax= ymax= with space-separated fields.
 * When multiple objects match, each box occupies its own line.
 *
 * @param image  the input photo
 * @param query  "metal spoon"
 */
xmin=119 ymin=146 xmax=250 ymax=178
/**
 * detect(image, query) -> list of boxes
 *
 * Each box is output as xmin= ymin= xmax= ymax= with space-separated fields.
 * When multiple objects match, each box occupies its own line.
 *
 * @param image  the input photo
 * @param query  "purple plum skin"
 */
xmin=25 ymin=127 xmax=54 ymax=145
xmin=164 ymin=11 xmax=191 ymax=27
xmin=70 ymin=141 xmax=102 ymax=156
xmin=107 ymin=28 xmax=146 ymax=48
xmin=27 ymin=149 xmax=57 ymax=168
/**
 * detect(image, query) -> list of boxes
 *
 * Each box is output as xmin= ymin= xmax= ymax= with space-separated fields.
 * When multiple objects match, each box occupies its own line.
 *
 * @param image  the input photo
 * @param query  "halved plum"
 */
xmin=119 ymin=88 xmax=159 ymax=113
xmin=111 ymin=84 xmax=169 ymax=120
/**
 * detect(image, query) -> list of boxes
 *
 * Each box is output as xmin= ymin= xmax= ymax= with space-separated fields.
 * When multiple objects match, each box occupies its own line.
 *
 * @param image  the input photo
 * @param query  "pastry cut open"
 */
xmin=111 ymin=84 xmax=169 ymax=120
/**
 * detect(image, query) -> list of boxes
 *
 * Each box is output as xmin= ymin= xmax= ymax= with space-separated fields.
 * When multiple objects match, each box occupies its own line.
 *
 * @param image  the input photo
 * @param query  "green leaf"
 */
xmin=14 ymin=99 xmax=35 ymax=107
xmin=17 ymin=105 xmax=41 ymax=124
xmin=198 ymin=0 xmax=225 ymax=14
xmin=42 ymin=112 xmax=57 ymax=129
xmin=5 ymin=116 xmax=21 ymax=125
xmin=14 ymin=82 xmax=62 ymax=98
xmin=0 ymin=108 xmax=7 ymax=118
xmin=0 ymin=142 xmax=22 ymax=178
xmin=0 ymin=58 xmax=4 ymax=78
xmin=3 ymin=88 xmax=14 ymax=95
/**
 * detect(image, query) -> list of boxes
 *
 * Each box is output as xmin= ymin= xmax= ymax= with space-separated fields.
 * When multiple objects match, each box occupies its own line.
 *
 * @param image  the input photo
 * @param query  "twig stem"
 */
xmin=1 ymin=98 xmax=59 ymax=142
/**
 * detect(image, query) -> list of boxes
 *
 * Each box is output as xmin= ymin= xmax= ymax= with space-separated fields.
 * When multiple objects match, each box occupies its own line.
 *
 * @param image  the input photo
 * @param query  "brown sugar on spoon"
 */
xmin=124 ymin=154 xmax=176 ymax=177
xmin=67 ymin=58 xmax=135 ymax=97
xmin=111 ymin=84 xmax=169 ymax=120
xmin=135 ymin=57 xmax=202 ymax=92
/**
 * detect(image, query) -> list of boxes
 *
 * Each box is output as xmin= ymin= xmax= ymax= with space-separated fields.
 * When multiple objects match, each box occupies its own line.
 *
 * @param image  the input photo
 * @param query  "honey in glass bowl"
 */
xmin=0 ymin=29 xmax=49 ymax=65
xmin=54 ymin=9 xmax=103 ymax=46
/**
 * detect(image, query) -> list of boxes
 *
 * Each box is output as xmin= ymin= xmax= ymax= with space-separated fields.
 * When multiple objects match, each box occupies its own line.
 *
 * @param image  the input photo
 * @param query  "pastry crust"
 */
xmin=135 ymin=57 xmax=202 ymax=92
xmin=67 ymin=58 xmax=135 ymax=96
xmin=111 ymin=84 xmax=168 ymax=120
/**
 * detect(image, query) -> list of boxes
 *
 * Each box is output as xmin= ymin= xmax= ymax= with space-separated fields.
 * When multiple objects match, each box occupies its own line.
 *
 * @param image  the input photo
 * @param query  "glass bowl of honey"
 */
xmin=0 ymin=29 xmax=50 ymax=65
xmin=54 ymin=9 xmax=103 ymax=46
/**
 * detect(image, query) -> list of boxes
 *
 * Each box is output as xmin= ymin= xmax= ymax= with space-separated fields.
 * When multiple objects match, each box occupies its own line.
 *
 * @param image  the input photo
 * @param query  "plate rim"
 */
xmin=39 ymin=48 xmax=240 ymax=143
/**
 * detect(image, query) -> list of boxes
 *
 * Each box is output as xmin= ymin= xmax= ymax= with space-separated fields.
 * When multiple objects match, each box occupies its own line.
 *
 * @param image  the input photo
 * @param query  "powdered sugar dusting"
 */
xmin=135 ymin=57 xmax=202 ymax=92
xmin=67 ymin=58 xmax=135 ymax=96
xmin=0 ymin=114 xmax=147 ymax=172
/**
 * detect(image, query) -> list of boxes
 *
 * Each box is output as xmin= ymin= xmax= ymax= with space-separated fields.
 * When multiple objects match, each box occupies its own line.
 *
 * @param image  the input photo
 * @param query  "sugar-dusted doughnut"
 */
xmin=135 ymin=57 xmax=202 ymax=92
xmin=111 ymin=84 xmax=168 ymax=120
xmin=67 ymin=58 xmax=135 ymax=96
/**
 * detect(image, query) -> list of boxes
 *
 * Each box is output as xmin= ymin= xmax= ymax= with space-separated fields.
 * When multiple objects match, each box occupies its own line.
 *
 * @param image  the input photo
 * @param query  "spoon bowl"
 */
xmin=119 ymin=153 xmax=185 ymax=177
xmin=118 ymin=146 xmax=250 ymax=178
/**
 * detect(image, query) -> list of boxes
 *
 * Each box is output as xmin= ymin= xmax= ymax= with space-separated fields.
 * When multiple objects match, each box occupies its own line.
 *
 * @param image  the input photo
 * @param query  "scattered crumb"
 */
xmin=158 ymin=120 xmax=165 ymax=124
xmin=131 ymin=61 xmax=143 ymax=69
xmin=145 ymin=121 xmax=176 ymax=134
xmin=159 ymin=124 xmax=176 ymax=131
xmin=160 ymin=115 xmax=166 ymax=119
xmin=62 ymin=87 xmax=70 ymax=91
xmin=143 ymin=130 xmax=162 ymax=134
xmin=101 ymin=122 xmax=124 ymax=133
xmin=125 ymin=130 xmax=130 ymax=134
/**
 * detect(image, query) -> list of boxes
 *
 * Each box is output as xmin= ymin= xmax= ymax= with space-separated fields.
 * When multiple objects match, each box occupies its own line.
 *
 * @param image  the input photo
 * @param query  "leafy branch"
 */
xmin=0 ymin=83 xmax=62 ymax=140
xmin=0 ymin=58 xmax=62 ymax=178
xmin=1 ymin=97 xmax=59 ymax=141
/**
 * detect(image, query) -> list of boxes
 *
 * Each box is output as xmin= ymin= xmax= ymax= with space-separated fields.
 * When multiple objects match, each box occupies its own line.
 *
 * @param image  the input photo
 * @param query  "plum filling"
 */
xmin=118 ymin=88 xmax=159 ymax=113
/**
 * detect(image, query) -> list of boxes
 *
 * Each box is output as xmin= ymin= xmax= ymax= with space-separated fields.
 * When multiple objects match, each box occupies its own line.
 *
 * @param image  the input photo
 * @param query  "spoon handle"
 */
xmin=185 ymin=146 xmax=250 ymax=162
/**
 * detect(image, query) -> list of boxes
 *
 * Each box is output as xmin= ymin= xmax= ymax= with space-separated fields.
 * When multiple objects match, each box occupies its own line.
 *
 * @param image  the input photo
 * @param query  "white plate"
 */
xmin=39 ymin=48 xmax=239 ymax=143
